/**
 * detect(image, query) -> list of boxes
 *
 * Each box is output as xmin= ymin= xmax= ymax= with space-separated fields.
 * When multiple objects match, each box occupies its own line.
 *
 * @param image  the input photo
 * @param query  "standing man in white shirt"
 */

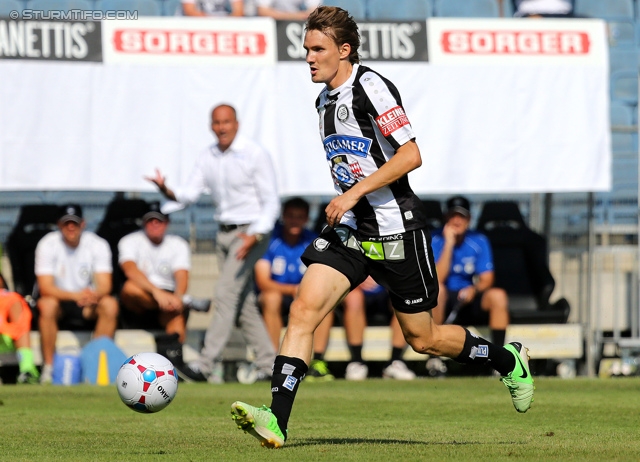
xmin=118 ymin=202 xmax=209 ymax=367
xmin=147 ymin=103 xmax=280 ymax=383
xmin=35 ymin=204 xmax=119 ymax=384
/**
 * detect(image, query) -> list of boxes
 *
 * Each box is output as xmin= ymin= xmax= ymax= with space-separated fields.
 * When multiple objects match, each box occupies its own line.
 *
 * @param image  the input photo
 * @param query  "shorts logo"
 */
xmin=477 ymin=345 xmax=489 ymax=358
xmin=375 ymin=106 xmax=410 ymax=137
xmin=314 ymin=238 xmax=330 ymax=252
xmin=283 ymin=375 xmax=297 ymax=391
xmin=337 ymin=104 xmax=349 ymax=122
xmin=404 ymin=298 xmax=423 ymax=305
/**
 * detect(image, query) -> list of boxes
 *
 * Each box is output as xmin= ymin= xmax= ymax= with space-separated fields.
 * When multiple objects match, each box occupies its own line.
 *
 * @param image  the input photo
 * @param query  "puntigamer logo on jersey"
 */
xmin=376 ymin=106 xmax=410 ymax=137
xmin=323 ymin=134 xmax=372 ymax=160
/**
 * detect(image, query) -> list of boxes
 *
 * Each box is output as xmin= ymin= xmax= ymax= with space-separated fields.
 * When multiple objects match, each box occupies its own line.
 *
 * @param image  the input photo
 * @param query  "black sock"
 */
xmin=454 ymin=328 xmax=515 ymax=375
xmin=270 ymin=355 xmax=308 ymax=437
xmin=492 ymin=329 xmax=506 ymax=347
xmin=313 ymin=352 xmax=324 ymax=361
xmin=390 ymin=346 xmax=404 ymax=363
xmin=348 ymin=344 xmax=363 ymax=363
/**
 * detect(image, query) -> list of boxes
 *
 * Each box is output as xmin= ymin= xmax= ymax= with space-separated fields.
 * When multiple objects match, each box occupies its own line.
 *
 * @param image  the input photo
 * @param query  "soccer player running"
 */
xmin=231 ymin=6 xmax=534 ymax=448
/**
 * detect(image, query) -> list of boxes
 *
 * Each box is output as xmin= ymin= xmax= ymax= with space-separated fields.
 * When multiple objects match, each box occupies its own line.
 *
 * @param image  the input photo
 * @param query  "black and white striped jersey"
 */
xmin=315 ymin=63 xmax=427 ymax=238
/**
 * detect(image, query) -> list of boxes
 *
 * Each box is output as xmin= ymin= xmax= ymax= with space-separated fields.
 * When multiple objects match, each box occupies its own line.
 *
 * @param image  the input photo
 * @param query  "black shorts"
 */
xmin=58 ymin=300 xmax=96 ymax=331
xmin=301 ymin=225 xmax=438 ymax=314
xmin=445 ymin=289 xmax=489 ymax=326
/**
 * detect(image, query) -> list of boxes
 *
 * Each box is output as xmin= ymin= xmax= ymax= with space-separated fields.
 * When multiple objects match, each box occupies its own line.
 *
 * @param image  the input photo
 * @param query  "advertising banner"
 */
xmin=101 ymin=17 xmax=277 ymax=66
xmin=427 ymin=18 xmax=607 ymax=66
xmin=0 ymin=18 xmax=102 ymax=62
xmin=277 ymin=20 xmax=428 ymax=61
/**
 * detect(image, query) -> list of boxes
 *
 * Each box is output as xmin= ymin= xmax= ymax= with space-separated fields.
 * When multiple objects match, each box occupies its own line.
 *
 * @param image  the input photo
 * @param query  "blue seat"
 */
xmin=611 ymin=70 xmax=639 ymax=105
xmin=27 ymin=0 xmax=93 ymax=12
xmin=610 ymin=101 xmax=634 ymax=127
xmin=95 ymin=0 xmax=161 ymax=15
xmin=162 ymin=0 xmax=181 ymax=15
xmin=609 ymin=48 xmax=638 ymax=73
xmin=367 ymin=0 xmax=433 ymax=20
xmin=0 ymin=0 xmax=24 ymax=15
xmin=434 ymin=0 xmax=499 ymax=17
xmin=322 ymin=0 xmax=366 ymax=20
xmin=501 ymin=0 xmax=514 ymax=17
xmin=574 ymin=0 xmax=634 ymax=19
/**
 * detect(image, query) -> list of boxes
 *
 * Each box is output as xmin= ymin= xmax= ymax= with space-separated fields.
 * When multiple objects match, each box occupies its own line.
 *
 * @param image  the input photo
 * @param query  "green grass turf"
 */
xmin=1 ymin=377 xmax=639 ymax=461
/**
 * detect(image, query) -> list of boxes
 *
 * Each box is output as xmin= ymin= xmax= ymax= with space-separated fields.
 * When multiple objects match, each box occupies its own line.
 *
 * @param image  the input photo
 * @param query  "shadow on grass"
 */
xmin=289 ymin=438 xmax=522 ymax=447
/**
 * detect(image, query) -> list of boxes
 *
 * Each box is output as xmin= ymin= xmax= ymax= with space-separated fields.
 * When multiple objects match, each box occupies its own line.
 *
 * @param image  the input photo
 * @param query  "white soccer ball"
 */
xmin=116 ymin=352 xmax=179 ymax=413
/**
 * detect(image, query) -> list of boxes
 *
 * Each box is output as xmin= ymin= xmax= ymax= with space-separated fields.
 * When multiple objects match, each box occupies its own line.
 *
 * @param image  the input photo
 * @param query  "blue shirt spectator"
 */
xmin=431 ymin=229 xmax=494 ymax=292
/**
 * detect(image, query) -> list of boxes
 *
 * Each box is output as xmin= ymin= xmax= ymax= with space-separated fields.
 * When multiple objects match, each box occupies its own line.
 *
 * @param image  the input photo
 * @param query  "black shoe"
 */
xmin=175 ymin=363 xmax=208 ymax=383
xmin=155 ymin=333 xmax=184 ymax=366
xmin=183 ymin=295 xmax=212 ymax=313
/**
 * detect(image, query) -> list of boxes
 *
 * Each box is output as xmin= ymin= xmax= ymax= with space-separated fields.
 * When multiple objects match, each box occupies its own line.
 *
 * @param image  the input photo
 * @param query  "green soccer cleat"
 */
xmin=305 ymin=359 xmax=334 ymax=382
xmin=230 ymin=402 xmax=285 ymax=449
xmin=501 ymin=342 xmax=535 ymax=413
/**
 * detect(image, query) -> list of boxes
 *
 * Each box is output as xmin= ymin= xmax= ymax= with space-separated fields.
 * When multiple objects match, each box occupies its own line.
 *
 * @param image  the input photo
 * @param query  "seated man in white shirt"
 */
xmin=182 ymin=0 xmax=244 ymax=17
xmin=256 ymin=0 xmax=321 ymax=20
xmin=118 ymin=202 xmax=210 ymax=365
xmin=510 ymin=0 xmax=574 ymax=17
xmin=35 ymin=204 xmax=119 ymax=384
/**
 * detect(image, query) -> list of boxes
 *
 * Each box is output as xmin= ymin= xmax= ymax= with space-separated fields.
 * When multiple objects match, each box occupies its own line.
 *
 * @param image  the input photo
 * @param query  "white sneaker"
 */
xmin=426 ymin=357 xmax=448 ymax=378
xmin=345 ymin=361 xmax=368 ymax=381
xmin=40 ymin=364 xmax=53 ymax=384
xmin=208 ymin=361 xmax=225 ymax=384
xmin=382 ymin=360 xmax=416 ymax=380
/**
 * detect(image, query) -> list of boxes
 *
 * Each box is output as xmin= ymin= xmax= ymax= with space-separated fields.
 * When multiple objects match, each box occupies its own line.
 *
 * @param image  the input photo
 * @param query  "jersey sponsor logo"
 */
xmin=349 ymin=162 xmax=365 ymax=180
xmin=283 ymin=375 xmax=297 ymax=391
xmin=113 ymin=29 xmax=267 ymax=56
xmin=442 ymin=30 xmax=590 ymax=55
xmin=375 ymin=106 xmax=410 ymax=137
xmin=331 ymin=156 xmax=357 ymax=188
xmin=361 ymin=240 xmax=405 ymax=261
xmin=323 ymin=134 xmax=372 ymax=160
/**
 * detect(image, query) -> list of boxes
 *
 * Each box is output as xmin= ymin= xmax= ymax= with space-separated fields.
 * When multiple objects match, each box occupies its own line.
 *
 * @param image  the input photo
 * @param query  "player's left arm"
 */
xmin=325 ymin=140 xmax=421 ymax=227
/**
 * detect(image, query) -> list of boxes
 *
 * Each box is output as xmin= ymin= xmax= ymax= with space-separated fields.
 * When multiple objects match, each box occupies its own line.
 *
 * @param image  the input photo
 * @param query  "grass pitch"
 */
xmin=1 ymin=377 xmax=639 ymax=461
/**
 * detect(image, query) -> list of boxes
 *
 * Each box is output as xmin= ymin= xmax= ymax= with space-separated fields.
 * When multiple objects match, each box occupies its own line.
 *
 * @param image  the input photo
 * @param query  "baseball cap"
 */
xmin=58 ymin=204 xmax=83 ymax=224
xmin=445 ymin=196 xmax=471 ymax=218
xmin=143 ymin=201 xmax=169 ymax=222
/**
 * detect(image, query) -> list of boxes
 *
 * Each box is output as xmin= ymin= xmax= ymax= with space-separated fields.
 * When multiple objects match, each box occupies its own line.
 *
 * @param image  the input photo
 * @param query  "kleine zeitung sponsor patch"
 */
xmin=375 ymin=106 xmax=410 ymax=137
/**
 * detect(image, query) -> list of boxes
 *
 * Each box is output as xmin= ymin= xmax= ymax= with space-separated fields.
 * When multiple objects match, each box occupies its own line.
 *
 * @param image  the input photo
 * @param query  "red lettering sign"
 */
xmin=113 ymin=29 xmax=267 ymax=55
xmin=375 ymin=106 xmax=410 ymax=137
xmin=441 ymin=30 xmax=590 ymax=55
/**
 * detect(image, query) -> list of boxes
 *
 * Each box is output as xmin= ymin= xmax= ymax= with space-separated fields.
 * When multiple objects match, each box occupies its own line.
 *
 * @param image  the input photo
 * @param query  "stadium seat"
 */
xmin=608 ymin=47 xmax=638 ymax=73
xmin=5 ymin=204 xmax=61 ymax=298
xmin=611 ymin=70 xmax=639 ymax=106
xmin=574 ymin=0 xmax=634 ymax=19
xmin=322 ymin=0 xmax=366 ymax=20
xmin=27 ymin=0 xmax=94 ymax=12
xmin=434 ymin=0 xmax=499 ymax=18
xmin=95 ymin=197 xmax=150 ymax=295
xmin=421 ymin=199 xmax=444 ymax=231
xmin=367 ymin=0 xmax=433 ymax=21
xmin=95 ymin=0 xmax=161 ymax=15
xmin=476 ymin=201 xmax=571 ymax=324
xmin=610 ymin=101 xmax=634 ymax=127
xmin=501 ymin=0 xmax=514 ymax=17
xmin=0 ymin=0 xmax=24 ymax=15
xmin=162 ymin=0 xmax=181 ymax=15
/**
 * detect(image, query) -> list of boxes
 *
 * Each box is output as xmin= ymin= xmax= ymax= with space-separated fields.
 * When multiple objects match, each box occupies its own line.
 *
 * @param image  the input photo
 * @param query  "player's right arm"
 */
xmin=254 ymin=259 xmax=298 ymax=297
